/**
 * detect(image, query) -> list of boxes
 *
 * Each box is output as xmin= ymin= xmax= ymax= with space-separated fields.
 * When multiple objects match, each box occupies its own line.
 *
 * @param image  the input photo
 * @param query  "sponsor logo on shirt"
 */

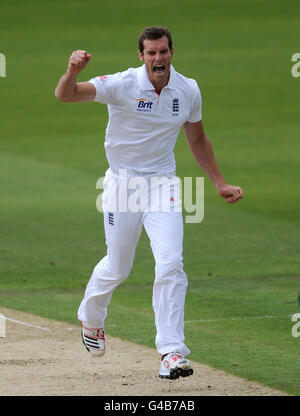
xmin=99 ymin=75 xmax=108 ymax=81
xmin=136 ymin=98 xmax=153 ymax=112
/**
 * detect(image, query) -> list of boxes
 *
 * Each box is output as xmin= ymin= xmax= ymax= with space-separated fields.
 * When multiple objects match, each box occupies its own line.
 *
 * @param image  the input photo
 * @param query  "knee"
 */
xmin=154 ymin=255 xmax=187 ymax=285
xmin=94 ymin=254 xmax=132 ymax=282
xmin=111 ymin=262 xmax=131 ymax=281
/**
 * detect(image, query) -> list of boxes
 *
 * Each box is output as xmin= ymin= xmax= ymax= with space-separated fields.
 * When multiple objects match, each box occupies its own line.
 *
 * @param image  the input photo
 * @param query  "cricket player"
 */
xmin=55 ymin=26 xmax=243 ymax=379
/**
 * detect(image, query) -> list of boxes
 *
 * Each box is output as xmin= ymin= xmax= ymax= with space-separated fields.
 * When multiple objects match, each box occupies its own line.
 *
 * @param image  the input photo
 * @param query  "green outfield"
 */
xmin=1 ymin=0 xmax=300 ymax=395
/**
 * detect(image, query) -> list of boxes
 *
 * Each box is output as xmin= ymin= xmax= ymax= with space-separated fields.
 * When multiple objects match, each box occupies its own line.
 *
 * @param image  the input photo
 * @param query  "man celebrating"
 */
xmin=55 ymin=26 xmax=243 ymax=380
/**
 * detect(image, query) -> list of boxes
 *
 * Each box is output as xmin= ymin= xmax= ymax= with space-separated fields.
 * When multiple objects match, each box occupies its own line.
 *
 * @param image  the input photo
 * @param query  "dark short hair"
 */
xmin=138 ymin=26 xmax=173 ymax=54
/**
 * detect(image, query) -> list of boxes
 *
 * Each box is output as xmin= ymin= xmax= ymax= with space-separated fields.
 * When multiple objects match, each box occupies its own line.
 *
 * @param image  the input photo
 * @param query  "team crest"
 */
xmin=172 ymin=98 xmax=179 ymax=116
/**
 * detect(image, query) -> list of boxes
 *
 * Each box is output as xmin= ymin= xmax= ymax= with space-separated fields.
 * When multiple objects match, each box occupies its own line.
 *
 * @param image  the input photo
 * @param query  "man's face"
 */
xmin=138 ymin=36 xmax=174 ymax=89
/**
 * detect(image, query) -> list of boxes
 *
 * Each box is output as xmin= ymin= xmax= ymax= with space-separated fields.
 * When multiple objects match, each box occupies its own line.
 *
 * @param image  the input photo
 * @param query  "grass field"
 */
xmin=1 ymin=0 xmax=300 ymax=395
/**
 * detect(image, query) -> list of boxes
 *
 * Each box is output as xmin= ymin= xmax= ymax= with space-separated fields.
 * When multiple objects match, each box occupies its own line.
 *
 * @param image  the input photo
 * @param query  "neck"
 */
xmin=151 ymin=77 xmax=168 ymax=92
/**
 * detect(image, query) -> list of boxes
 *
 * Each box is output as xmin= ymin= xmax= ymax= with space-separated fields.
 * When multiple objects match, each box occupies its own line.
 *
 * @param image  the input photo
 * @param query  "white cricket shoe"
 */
xmin=159 ymin=352 xmax=193 ymax=379
xmin=81 ymin=323 xmax=106 ymax=356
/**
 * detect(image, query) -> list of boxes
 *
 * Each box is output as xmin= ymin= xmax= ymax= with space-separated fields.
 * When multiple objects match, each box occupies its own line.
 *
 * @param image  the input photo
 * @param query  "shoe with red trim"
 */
xmin=159 ymin=352 xmax=193 ymax=379
xmin=81 ymin=322 xmax=105 ymax=356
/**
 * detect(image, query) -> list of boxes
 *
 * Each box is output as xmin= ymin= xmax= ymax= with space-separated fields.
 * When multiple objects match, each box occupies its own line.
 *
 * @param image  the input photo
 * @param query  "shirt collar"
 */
xmin=137 ymin=64 xmax=176 ymax=91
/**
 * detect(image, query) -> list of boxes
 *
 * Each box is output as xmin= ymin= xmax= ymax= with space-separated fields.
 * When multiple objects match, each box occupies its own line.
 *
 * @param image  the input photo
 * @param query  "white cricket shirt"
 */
xmin=88 ymin=64 xmax=202 ymax=175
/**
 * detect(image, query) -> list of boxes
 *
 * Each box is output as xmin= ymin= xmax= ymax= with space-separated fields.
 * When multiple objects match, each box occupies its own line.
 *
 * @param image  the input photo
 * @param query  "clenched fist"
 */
xmin=67 ymin=50 xmax=91 ymax=74
xmin=217 ymin=183 xmax=243 ymax=204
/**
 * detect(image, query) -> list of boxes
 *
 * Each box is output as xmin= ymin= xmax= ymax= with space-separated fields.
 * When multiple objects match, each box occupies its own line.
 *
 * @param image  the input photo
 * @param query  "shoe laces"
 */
xmin=163 ymin=352 xmax=182 ymax=361
xmin=82 ymin=324 xmax=105 ymax=339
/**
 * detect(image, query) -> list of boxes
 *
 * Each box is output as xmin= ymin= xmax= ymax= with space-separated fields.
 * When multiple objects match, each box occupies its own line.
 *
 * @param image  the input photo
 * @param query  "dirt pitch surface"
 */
xmin=0 ymin=307 xmax=287 ymax=396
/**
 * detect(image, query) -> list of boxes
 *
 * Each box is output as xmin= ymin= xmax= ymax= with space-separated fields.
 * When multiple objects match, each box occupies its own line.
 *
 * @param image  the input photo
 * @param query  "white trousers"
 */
xmin=77 ymin=170 xmax=190 ymax=357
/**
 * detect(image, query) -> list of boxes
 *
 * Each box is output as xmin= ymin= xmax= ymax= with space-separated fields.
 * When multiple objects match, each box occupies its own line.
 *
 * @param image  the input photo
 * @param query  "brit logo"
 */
xmin=136 ymin=98 xmax=153 ymax=112
xmin=172 ymin=98 xmax=179 ymax=115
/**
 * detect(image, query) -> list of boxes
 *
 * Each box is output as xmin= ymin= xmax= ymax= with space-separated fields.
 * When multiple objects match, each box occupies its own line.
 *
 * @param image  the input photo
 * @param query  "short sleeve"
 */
xmin=88 ymin=73 xmax=122 ymax=105
xmin=187 ymin=83 xmax=202 ymax=123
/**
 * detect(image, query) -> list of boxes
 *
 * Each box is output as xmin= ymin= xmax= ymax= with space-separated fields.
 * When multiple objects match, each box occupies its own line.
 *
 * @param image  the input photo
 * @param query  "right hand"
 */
xmin=67 ymin=50 xmax=91 ymax=75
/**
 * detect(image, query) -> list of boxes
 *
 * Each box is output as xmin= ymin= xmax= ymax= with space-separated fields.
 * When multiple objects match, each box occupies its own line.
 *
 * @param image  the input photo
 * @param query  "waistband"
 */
xmin=108 ymin=167 xmax=176 ymax=179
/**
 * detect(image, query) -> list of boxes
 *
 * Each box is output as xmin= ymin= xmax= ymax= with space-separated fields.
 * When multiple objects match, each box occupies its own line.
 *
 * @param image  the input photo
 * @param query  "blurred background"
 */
xmin=0 ymin=0 xmax=299 ymax=394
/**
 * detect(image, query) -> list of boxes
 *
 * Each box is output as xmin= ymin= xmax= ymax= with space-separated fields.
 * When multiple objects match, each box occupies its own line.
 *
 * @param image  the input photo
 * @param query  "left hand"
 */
xmin=217 ymin=183 xmax=244 ymax=204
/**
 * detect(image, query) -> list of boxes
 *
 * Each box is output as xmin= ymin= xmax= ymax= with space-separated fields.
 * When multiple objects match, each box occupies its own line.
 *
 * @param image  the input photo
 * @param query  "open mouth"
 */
xmin=153 ymin=65 xmax=165 ymax=73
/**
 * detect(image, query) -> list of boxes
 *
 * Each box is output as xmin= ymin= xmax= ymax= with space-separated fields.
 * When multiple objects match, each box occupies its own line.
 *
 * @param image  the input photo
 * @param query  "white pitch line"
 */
xmin=5 ymin=317 xmax=50 ymax=331
xmin=184 ymin=315 xmax=292 ymax=324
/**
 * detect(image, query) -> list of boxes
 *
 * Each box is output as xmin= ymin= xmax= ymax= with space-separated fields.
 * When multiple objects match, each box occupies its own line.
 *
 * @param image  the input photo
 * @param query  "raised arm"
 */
xmin=55 ymin=50 xmax=96 ymax=103
xmin=183 ymin=120 xmax=243 ymax=204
